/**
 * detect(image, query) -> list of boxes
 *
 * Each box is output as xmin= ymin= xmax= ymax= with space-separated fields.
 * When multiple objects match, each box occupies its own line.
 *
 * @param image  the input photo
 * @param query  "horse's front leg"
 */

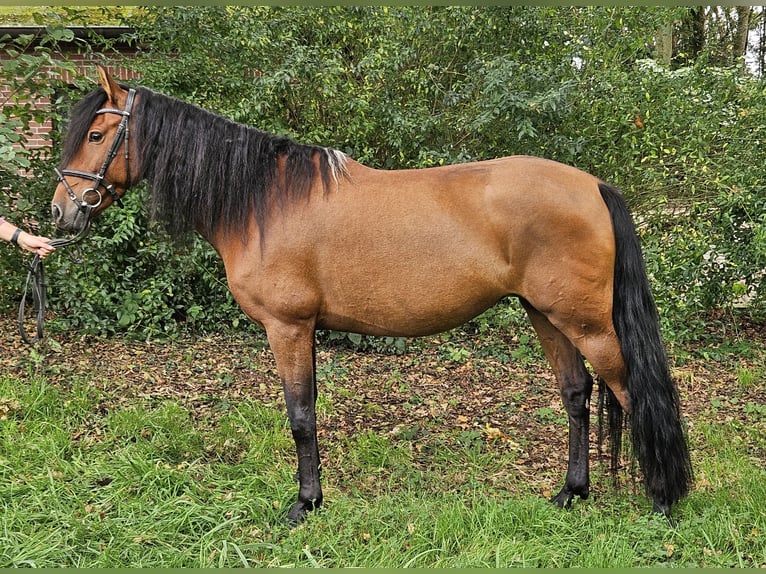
xmin=265 ymin=322 xmax=322 ymax=524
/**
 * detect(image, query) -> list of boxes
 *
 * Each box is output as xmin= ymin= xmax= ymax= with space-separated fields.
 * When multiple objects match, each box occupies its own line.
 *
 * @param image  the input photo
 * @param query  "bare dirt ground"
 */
xmin=1 ymin=312 xmax=764 ymax=496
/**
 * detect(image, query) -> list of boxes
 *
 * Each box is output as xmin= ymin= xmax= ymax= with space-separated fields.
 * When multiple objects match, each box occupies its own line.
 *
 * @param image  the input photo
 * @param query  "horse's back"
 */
xmin=329 ymin=154 xmax=615 ymax=292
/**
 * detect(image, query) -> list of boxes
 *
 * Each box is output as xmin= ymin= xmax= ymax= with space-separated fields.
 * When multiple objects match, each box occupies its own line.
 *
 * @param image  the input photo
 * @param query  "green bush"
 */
xmin=43 ymin=190 xmax=252 ymax=339
xmin=571 ymin=59 xmax=766 ymax=332
xmin=1 ymin=27 xmax=75 ymax=311
xmin=2 ymin=7 xmax=763 ymax=343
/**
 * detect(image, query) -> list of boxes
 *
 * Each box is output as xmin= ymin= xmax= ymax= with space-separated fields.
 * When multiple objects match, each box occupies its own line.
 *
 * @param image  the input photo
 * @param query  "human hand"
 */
xmin=17 ymin=232 xmax=56 ymax=259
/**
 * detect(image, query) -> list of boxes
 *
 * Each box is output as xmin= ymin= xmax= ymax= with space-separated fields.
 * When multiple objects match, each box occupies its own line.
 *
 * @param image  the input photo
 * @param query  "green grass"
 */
xmin=0 ymin=375 xmax=764 ymax=567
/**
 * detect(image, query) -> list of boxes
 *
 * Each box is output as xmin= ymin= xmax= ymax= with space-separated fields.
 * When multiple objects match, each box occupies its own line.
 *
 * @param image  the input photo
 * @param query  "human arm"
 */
xmin=0 ymin=217 xmax=56 ymax=258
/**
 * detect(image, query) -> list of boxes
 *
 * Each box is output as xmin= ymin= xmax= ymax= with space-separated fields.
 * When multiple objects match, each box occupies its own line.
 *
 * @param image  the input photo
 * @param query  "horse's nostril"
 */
xmin=51 ymin=203 xmax=62 ymax=223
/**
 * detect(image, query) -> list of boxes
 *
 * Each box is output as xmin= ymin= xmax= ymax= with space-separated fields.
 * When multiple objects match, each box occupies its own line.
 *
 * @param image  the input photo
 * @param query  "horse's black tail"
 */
xmin=598 ymin=182 xmax=693 ymax=515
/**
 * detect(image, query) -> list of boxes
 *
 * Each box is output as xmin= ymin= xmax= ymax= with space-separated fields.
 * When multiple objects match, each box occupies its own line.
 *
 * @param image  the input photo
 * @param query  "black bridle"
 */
xmin=54 ymin=87 xmax=137 ymax=213
xmin=19 ymin=88 xmax=137 ymax=345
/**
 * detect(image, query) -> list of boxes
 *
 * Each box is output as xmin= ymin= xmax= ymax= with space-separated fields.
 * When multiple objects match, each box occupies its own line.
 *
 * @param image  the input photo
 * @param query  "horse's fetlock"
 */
xmin=287 ymin=408 xmax=316 ymax=438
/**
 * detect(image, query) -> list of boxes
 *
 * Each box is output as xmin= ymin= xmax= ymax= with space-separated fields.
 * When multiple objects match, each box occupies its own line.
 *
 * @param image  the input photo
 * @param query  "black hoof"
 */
xmin=286 ymin=498 xmax=320 ymax=527
xmin=550 ymin=490 xmax=574 ymax=509
xmin=286 ymin=503 xmax=307 ymax=526
xmin=550 ymin=484 xmax=588 ymax=509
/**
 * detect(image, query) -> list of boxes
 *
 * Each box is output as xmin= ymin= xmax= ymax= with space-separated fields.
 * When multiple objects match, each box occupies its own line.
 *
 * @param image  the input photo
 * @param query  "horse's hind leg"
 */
xmin=521 ymin=299 xmax=594 ymax=508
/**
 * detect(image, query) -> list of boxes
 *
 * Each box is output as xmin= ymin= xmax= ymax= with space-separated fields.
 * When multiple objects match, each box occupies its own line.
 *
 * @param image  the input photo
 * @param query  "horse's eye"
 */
xmin=88 ymin=131 xmax=103 ymax=143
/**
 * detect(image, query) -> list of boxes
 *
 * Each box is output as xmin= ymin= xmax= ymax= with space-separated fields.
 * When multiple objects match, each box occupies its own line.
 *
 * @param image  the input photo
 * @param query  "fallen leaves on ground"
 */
xmin=1 ymin=312 xmax=764 ymax=494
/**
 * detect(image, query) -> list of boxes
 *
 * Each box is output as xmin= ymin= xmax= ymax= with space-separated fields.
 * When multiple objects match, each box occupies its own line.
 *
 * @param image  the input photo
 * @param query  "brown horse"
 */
xmin=51 ymin=66 xmax=692 ymax=524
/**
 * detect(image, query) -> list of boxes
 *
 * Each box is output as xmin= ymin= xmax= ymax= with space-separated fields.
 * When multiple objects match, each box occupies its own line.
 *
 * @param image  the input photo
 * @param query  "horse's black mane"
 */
xmin=61 ymin=85 xmax=348 ymax=239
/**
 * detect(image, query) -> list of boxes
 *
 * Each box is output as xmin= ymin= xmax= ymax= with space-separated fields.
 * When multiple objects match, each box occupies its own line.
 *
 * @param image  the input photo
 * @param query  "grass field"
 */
xmin=1 ymin=316 xmax=764 ymax=567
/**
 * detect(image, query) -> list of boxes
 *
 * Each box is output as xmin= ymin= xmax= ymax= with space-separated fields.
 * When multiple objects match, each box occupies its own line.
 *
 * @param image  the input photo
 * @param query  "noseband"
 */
xmin=55 ymin=88 xmax=137 ymax=213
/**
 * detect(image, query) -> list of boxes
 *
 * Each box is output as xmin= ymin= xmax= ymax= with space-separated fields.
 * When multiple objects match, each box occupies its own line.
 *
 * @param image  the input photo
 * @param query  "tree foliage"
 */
xmin=1 ymin=24 xmax=78 ymax=308
xmin=1 ymin=6 xmax=764 ymax=342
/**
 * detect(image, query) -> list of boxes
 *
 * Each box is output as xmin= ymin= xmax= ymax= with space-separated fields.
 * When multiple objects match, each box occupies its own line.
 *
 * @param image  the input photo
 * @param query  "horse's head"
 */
xmin=51 ymin=65 xmax=137 ymax=233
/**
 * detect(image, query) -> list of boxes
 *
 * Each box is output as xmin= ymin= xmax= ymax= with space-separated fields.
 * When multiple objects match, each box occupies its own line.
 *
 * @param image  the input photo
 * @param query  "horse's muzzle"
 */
xmin=51 ymin=200 xmax=89 ymax=233
xmin=51 ymin=203 xmax=63 ymax=226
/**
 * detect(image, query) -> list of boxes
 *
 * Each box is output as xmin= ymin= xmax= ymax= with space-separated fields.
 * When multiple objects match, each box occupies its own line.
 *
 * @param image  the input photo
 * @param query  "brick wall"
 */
xmin=1 ymin=27 xmax=141 ymax=156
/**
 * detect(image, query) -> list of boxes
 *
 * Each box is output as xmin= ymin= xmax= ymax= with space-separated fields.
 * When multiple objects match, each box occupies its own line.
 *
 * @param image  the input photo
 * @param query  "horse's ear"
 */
xmin=96 ymin=65 xmax=121 ymax=104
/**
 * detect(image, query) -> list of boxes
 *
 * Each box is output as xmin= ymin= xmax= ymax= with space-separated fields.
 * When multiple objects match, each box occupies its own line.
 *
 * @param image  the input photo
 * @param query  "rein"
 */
xmin=18 ymin=220 xmax=92 ymax=344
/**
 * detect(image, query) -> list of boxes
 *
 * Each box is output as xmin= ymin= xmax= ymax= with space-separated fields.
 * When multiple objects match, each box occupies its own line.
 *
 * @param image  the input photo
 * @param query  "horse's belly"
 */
xmin=311 ymin=195 xmax=517 ymax=336
xmin=316 ymin=262 xmax=509 ymax=337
